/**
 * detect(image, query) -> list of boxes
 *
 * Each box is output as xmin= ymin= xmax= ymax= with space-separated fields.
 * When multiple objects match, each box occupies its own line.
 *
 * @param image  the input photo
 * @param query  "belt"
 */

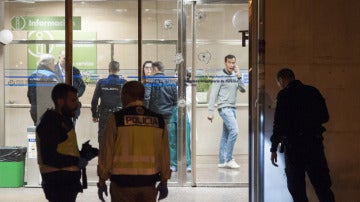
xmin=101 ymin=106 xmax=122 ymax=112
xmin=218 ymin=106 xmax=235 ymax=111
xmin=108 ymin=107 xmax=122 ymax=112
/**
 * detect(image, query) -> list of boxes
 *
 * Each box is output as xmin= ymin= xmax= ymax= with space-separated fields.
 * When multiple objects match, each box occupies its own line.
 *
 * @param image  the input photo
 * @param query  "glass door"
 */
xmin=190 ymin=2 xmax=249 ymax=187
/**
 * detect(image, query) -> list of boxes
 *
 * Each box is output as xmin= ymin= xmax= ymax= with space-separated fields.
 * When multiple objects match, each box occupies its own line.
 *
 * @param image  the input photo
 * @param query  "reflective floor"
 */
xmin=2 ymin=155 xmax=249 ymax=201
xmin=169 ymin=155 xmax=248 ymax=186
xmin=83 ymin=154 xmax=248 ymax=186
xmin=82 ymin=154 xmax=249 ymax=186
xmin=0 ymin=186 xmax=248 ymax=202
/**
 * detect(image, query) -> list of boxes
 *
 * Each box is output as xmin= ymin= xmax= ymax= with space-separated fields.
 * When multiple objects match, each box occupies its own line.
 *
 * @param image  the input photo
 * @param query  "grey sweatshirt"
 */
xmin=208 ymin=69 xmax=246 ymax=116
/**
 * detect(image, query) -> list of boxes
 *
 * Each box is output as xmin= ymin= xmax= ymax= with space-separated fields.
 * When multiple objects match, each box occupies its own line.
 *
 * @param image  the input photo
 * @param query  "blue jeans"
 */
xmin=218 ymin=107 xmax=238 ymax=164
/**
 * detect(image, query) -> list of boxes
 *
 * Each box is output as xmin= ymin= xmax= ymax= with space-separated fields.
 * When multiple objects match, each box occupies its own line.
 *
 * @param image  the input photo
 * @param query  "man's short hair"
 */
xmin=109 ymin=60 xmax=120 ymax=72
xmin=277 ymin=68 xmax=295 ymax=81
xmin=225 ymin=54 xmax=236 ymax=62
xmin=51 ymin=83 xmax=78 ymax=104
xmin=152 ymin=61 xmax=164 ymax=72
xmin=38 ymin=54 xmax=55 ymax=67
xmin=122 ymin=81 xmax=145 ymax=100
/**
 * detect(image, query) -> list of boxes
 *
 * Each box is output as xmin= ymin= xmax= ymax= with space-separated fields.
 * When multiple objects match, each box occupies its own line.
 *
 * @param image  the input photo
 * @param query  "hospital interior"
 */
xmin=0 ymin=0 xmax=359 ymax=201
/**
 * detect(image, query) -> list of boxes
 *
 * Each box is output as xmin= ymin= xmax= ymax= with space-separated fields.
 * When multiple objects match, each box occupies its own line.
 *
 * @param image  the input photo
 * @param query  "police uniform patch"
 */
xmin=124 ymin=115 xmax=159 ymax=127
xmin=136 ymin=106 xmax=144 ymax=115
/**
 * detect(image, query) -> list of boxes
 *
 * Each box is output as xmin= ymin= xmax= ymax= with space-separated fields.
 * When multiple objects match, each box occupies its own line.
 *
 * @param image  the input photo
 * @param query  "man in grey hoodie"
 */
xmin=207 ymin=54 xmax=246 ymax=169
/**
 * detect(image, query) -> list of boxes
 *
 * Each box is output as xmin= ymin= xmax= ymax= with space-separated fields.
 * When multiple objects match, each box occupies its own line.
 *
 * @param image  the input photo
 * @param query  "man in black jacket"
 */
xmin=144 ymin=61 xmax=177 ymax=132
xmin=270 ymin=68 xmax=335 ymax=202
xmin=36 ymin=83 xmax=83 ymax=202
xmin=145 ymin=61 xmax=177 ymax=171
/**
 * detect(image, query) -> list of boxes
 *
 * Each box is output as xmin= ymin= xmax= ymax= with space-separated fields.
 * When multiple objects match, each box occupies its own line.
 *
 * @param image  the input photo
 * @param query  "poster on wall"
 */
xmin=27 ymin=31 xmax=97 ymax=80
xmin=10 ymin=16 xmax=97 ymax=83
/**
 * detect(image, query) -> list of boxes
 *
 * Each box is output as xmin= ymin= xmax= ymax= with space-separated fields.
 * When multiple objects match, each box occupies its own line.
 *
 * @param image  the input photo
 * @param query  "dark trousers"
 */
xmin=98 ymin=107 xmax=121 ymax=143
xmin=43 ymin=187 xmax=78 ymax=202
xmin=41 ymin=171 xmax=82 ymax=202
xmin=284 ymin=137 xmax=335 ymax=202
xmin=98 ymin=109 xmax=112 ymax=144
xmin=110 ymin=181 xmax=157 ymax=202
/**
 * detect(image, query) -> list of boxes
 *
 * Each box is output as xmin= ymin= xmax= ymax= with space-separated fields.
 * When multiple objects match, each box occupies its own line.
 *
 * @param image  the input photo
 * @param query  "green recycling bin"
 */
xmin=0 ymin=146 xmax=27 ymax=187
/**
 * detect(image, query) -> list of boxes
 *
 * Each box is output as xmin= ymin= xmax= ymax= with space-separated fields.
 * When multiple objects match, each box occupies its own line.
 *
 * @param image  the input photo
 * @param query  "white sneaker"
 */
xmin=218 ymin=163 xmax=226 ymax=168
xmin=170 ymin=166 xmax=177 ymax=172
xmin=225 ymin=159 xmax=240 ymax=169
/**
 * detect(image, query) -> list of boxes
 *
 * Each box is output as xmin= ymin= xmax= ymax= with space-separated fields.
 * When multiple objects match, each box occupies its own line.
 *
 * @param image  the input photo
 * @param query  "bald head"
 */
xmin=121 ymin=81 xmax=145 ymax=106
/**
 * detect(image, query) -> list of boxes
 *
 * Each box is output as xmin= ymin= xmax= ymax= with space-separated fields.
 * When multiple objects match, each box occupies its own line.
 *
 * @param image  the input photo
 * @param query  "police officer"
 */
xmin=91 ymin=60 xmax=126 ymax=143
xmin=97 ymin=81 xmax=171 ymax=202
xmin=270 ymin=68 xmax=335 ymax=202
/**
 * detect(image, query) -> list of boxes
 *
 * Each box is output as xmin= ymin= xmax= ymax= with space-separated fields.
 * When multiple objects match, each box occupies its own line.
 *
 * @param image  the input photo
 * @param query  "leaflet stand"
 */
xmin=25 ymin=126 xmax=41 ymax=187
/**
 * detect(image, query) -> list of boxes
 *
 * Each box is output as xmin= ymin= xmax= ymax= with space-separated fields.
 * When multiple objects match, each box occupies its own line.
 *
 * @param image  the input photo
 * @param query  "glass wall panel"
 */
xmin=71 ymin=0 xmax=182 ymax=184
xmin=2 ymin=0 xmax=249 ymax=188
xmin=3 ymin=1 xmax=68 ymax=187
xmin=191 ymin=3 xmax=249 ymax=186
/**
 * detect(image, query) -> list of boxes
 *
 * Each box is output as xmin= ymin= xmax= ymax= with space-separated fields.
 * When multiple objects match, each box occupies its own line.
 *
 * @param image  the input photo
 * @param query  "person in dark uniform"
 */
xmin=54 ymin=50 xmax=86 ymax=125
xmin=97 ymin=81 xmax=171 ymax=202
xmin=91 ymin=60 xmax=126 ymax=143
xmin=36 ymin=83 xmax=84 ymax=202
xmin=270 ymin=68 xmax=335 ymax=202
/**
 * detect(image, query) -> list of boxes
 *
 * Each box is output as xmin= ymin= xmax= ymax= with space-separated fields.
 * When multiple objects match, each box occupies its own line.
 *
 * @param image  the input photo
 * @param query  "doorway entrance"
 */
xmin=168 ymin=1 xmax=250 ymax=188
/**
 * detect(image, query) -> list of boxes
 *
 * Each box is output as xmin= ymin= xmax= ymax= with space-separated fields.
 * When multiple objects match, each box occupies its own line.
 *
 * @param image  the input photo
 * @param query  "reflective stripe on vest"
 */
xmin=39 ymin=165 xmax=79 ymax=173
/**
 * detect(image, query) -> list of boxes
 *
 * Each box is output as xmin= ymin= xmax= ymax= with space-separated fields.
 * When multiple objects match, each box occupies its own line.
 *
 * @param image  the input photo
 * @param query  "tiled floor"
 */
xmin=0 ymin=155 xmax=249 ymax=202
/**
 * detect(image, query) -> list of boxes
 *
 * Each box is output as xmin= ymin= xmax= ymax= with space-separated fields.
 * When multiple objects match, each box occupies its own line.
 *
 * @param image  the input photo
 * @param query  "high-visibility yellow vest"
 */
xmin=111 ymin=114 xmax=165 ymax=176
xmin=37 ymin=129 xmax=80 ymax=173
